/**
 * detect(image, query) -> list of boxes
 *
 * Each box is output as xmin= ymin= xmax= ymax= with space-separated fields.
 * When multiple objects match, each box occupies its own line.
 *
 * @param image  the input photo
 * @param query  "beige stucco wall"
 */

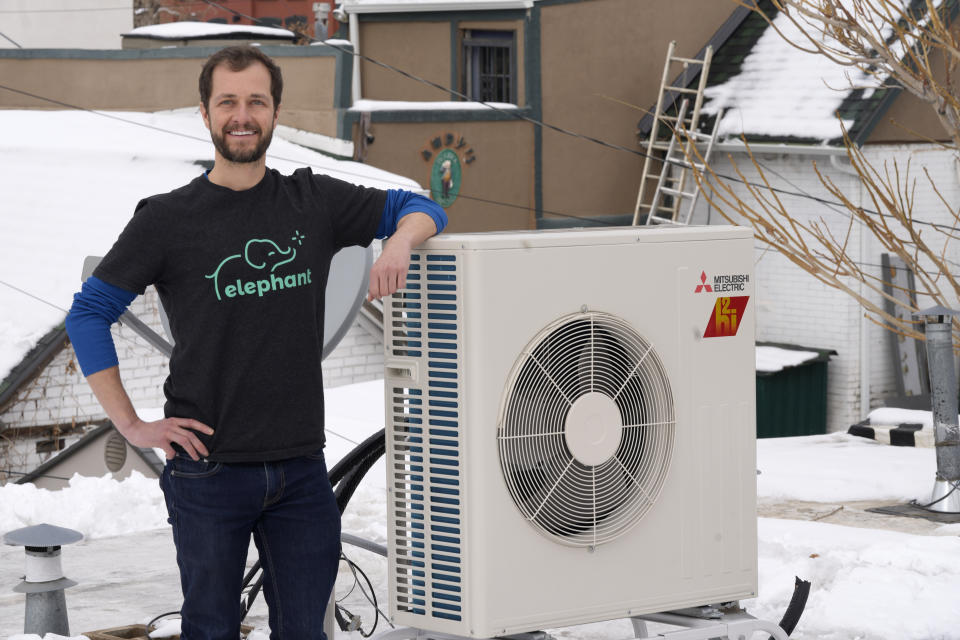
xmin=539 ymin=0 xmax=738 ymax=221
xmin=0 ymin=54 xmax=340 ymax=136
xmin=357 ymin=119 xmax=535 ymax=232
xmin=360 ymin=21 xmax=454 ymax=101
xmin=353 ymin=1 xmax=738 ymax=230
xmin=360 ymin=18 xmax=526 ymax=104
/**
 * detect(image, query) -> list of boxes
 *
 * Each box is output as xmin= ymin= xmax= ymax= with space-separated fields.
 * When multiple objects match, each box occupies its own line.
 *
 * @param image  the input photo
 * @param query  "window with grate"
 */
xmin=462 ymin=29 xmax=516 ymax=104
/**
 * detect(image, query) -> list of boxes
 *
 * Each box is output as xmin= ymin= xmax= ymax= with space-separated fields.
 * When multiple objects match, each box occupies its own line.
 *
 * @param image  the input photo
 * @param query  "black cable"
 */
xmin=337 ymin=552 xmax=390 ymax=637
xmin=911 ymin=478 xmax=960 ymax=510
xmin=774 ymin=576 xmax=811 ymax=638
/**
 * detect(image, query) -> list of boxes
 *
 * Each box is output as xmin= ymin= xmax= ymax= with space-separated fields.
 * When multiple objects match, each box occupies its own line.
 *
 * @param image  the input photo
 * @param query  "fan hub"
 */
xmin=564 ymin=392 xmax=623 ymax=467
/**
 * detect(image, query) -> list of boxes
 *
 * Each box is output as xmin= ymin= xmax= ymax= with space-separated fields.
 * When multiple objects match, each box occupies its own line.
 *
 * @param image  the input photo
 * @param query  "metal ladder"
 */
xmin=644 ymin=99 xmax=721 ymax=226
xmin=632 ymin=41 xmax=715 ymax=226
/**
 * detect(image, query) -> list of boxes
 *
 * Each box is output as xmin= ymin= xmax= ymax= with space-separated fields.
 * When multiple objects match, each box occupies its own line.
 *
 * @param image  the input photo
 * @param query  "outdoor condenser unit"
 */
xmin=383 ymin=226 xmax=758 ymax=638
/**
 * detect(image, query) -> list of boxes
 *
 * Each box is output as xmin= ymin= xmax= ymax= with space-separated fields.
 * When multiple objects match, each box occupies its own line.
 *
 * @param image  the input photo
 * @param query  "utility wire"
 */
xmin=0 ymin=30 xmax=22 ymax=48
xmin=0 ymin=469 xmax=73 ymax=482
xmin=3 ymin=9 xmax=957 ymax=231
xmin=0 ymin=279 xmax=68 ymax=312
xmin=0 ymin=82 xmax=623 ymax=224
xmin=200 ymin=0 xmax=960 ymax=234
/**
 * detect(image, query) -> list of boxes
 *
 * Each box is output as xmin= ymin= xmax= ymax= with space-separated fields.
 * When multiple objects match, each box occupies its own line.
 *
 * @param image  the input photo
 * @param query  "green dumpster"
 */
xmin=755 ymin=342 xmax=837 ymax=438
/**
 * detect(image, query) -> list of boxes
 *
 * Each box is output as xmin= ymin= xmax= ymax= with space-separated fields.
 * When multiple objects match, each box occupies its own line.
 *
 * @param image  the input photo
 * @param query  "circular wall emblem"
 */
xmin=430 ymin=148 xmax=461 ymax=207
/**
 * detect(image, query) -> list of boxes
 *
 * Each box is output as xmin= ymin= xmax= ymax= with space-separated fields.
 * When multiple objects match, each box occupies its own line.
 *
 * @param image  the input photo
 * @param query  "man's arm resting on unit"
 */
xmin=66 ymin=276 xmax=213 ymax=460
xmin=368 ymin=190 xmax=448 ymax=301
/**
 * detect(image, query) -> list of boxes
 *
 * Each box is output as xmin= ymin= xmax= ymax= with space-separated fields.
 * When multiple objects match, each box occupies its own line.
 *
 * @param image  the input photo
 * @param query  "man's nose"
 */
xmin=232 ymin=103 xmax=253 ymax=122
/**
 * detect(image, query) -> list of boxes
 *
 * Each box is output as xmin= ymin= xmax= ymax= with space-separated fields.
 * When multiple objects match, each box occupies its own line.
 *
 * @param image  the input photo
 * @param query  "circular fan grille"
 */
xmin=498 ymin=311 xmax=675 ymax=547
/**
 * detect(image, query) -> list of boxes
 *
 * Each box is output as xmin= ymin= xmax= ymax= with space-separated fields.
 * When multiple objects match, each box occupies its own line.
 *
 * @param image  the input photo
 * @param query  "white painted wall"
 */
xmin=691 ymin=144 xmax=960 ymax=433
xmin=0 ymin=0 xmax=132 ymax=49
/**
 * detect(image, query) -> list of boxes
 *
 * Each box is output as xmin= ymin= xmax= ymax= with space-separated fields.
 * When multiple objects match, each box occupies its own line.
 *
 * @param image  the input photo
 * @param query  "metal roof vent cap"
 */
xmin=4 ymin=523 xmax=83 ymax=636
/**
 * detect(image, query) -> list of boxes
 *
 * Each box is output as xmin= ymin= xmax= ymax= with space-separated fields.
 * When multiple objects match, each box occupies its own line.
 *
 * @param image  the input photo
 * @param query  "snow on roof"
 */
xmin=701 ymin=9 xmax=880 ymax=143
xmin=0 ymin=108 xmax=420 ymax=383
xmin=123 ymin=21 xmax=295 ymax=40
xmin=351 ymin=98 xmax=519 ymax=112
xmin=341 ymin=0 xmax=534 ymax=13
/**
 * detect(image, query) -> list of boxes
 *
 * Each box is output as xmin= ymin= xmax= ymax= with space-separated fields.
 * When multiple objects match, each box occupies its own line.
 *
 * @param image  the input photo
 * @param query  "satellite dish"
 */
xmin=82 ymin=246 xmax=373 ymax=361
xmin=323 ymin=245 xmax=373 ymax=359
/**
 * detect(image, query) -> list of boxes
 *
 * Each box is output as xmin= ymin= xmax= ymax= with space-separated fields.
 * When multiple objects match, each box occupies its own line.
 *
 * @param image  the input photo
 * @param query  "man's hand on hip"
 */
xmin=123 ymin=417 xmax=215 ymax=461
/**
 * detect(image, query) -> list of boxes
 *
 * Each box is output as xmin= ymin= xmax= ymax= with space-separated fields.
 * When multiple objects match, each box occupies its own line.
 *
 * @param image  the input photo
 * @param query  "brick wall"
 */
xmin=692 ymin=144 xmax=960 ymax=432
xmin=1 ymin=285 xmax=385 ymax=480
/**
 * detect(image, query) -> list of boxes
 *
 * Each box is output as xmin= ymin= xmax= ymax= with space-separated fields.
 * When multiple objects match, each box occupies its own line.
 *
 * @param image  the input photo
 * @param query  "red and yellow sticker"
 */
xmin=704 ymin=296 xmax=749 ymax=338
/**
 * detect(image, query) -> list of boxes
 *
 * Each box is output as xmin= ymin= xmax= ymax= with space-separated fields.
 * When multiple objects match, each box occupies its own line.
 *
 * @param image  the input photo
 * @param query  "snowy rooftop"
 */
xmin=1 ymin=379 xmax=959 ymax=640
xmin=123 ymin=22 xmax=295 ymax=40
xmin=0 ymin=108 xmax=420 ymax=385
xmin=700 ymin=9 xmax=880 ymax=143
xmin=351 ymin=99 xmax=519 ymax=112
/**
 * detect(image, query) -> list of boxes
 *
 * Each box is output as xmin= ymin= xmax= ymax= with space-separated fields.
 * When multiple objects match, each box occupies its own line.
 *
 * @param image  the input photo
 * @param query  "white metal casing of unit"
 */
xmin=383 ymin=226 xmax=757 ymax=639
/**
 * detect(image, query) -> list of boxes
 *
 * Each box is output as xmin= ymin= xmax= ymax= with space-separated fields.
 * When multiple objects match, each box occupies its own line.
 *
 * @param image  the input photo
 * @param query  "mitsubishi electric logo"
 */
xmin=695 ymin=270 xmax=750 ymax=293
xmin=204 ymin=231 xmax=312 ymax=301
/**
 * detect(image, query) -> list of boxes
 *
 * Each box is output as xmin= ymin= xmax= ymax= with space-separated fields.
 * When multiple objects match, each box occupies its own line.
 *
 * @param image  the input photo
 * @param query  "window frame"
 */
xmin=461 ymin=29 xmax=518 ymax=105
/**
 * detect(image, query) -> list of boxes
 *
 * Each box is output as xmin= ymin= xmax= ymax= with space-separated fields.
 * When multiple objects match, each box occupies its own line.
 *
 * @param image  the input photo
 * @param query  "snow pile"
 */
xmin=757 ymin=432 xmax=935 ymax=502
xmin=755 ymin=345 xmax=819 ymax=373
xmin=0 ymin=472 xmax=168 ymax=540
xmin=749 ymin=518 xmax=960 ymax=640
xmin=0 ymin=109 xmax=420 ymax=387
xmin=4 ymin=381 xmax=960 ymax=640
xmin=868 ymin=406 xmax=950 ymax=429
xmin=124 ymin=22 xmax=294 ymax=40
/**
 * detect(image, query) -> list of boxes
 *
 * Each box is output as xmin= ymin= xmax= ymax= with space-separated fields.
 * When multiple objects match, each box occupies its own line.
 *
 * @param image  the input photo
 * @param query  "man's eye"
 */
xmin=220 ymin=100 xmax=233 ymax=106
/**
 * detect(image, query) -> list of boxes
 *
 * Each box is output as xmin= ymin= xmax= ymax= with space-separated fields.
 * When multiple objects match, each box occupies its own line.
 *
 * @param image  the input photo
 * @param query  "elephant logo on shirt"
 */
xmin=205 ymin=232 xmax=311 ymax=302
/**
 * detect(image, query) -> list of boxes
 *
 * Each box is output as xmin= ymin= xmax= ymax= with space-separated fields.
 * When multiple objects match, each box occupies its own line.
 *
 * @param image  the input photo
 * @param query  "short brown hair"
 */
xmin=199 ymin=45 xmax=283 ymax=112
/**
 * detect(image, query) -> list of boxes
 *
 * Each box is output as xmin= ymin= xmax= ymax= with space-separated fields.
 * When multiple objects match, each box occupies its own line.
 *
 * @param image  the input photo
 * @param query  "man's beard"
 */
xmin=211 ymin=124 xmax=274 ymax=163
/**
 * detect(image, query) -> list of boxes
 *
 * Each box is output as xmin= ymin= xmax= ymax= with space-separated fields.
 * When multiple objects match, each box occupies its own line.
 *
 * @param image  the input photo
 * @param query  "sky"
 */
xmin=2 ymin=380 xmax=959 ymax=640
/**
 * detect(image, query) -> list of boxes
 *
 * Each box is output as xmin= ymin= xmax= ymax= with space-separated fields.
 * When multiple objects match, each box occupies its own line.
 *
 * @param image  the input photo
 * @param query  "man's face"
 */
xmin=201 ymin=62 xmax=279 ymax=164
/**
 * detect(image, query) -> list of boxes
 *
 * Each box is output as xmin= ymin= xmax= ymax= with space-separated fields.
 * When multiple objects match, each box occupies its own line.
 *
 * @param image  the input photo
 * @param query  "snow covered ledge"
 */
xmin=350 ymin=99 xmax=520 ymax=112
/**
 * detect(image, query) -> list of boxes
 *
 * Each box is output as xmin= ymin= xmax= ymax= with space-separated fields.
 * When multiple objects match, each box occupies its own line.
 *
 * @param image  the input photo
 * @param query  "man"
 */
xmin=65 ymin=46 xmax=446 ymax=640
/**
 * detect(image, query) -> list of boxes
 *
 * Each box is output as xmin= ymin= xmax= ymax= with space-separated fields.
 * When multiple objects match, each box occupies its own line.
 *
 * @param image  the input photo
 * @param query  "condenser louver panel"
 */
xmin=385 ymin=226 xmax=758 ymax=639
xmin=389 ymin=253 xmax=465 ymax=624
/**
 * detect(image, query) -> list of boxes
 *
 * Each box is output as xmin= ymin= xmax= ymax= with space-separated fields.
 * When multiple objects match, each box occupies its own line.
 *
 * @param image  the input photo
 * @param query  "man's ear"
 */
xmin=200 ymin=103 xmax=211 ymax=131
xmin=273 ymin=103 xmax=281 ymax=128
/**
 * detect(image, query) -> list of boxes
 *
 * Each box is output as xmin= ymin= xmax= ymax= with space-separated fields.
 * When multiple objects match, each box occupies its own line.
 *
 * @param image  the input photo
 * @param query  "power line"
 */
xmin=0 ymin=279 xmax=67 ymax=313
xmin=0 ymin=83 xmax=626 ymax=223
xmin=0 ymin=469 xmax=73 ymax=482
xmin=0 ymin=30 xmax=22 ymax=48
xmin=199 ymin=0 xmax=960 ymax=234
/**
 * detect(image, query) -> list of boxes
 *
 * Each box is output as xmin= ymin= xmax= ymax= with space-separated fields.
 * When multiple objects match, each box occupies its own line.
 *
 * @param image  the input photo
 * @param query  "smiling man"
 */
xmin=64 ymin=46 xmax=447 ymax=640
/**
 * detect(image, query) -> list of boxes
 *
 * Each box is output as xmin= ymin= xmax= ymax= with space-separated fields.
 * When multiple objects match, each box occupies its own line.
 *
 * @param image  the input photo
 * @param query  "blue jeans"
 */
xmin=160 ymin=451 xmax=341 ymax=640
